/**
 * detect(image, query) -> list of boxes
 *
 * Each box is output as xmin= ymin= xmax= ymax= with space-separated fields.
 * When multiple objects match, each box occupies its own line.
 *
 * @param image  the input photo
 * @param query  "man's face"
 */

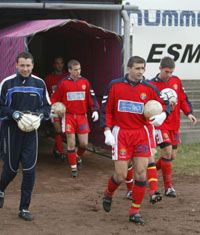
xmin=68 ymin=64 xmax=81 ymax=80
xmin=16 ymin=58 xmax=34 ymax=77
xmin=128 ymin=63 xmax=145 ymax=81
xmin=53 ymin=58 xmax=64 ymax=73
xmin=159 ymin=67 xmax=174 ymax=81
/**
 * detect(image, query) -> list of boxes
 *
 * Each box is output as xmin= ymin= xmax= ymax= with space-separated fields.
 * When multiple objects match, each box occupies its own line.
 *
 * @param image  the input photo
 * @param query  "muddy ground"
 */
xmin=0 ymin=137 xmax=200 ymax=235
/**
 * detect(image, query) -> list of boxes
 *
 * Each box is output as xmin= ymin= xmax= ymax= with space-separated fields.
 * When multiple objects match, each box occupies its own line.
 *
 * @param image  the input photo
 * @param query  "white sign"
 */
xmin=126 ymin=2 xmax=200 ymax=80
xmin=132 ymin=27 xmax=200 ymax=80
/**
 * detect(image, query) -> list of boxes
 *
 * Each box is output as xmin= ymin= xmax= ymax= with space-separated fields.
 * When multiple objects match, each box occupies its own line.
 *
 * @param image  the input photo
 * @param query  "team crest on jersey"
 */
xmin=120 ymin=148 xmax=127 ymax=156
xmin=82 ymin=85 xmax=86 ymax=90
xmin=140 ymin=93 xmax=147 ymax=100
xmin=173 ymin=84 xmax=178 ymax=90
xmin=66 ymin=124 xmax=72 ymax=131
xmin=163 ymin=133 xmax=169 ymax=139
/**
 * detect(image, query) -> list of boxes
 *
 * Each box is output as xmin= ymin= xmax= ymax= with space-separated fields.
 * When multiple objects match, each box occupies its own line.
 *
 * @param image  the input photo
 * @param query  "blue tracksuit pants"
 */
xmin=0 ymin=121 xmax=38 ymax=210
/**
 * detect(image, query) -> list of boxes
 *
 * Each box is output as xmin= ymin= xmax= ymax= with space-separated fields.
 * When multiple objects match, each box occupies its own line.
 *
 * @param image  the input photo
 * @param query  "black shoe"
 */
xmin=150 ymin=191 xmax=162 ymax=204
xmin=165 ymin=187 xmax=176 ymax=198
xmin=129 ymin=213 xmax=145 ymax=225
xmin=18 ymin=209 xmax=33 ymax=221
xmin=103 ymin=195 xmax=112 ymax=212
xmin=71 ymin=169 xmax=78 ymax=178
xmin=0 ymin=191 xmax=4 ymax=208
xmin=77 ymin=156 xmax=82 ymax=170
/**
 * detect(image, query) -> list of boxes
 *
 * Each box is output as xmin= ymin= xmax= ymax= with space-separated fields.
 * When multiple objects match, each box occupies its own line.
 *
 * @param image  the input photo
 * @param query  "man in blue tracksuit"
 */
xmin=0 ymin=52 xmax=50 ymax=221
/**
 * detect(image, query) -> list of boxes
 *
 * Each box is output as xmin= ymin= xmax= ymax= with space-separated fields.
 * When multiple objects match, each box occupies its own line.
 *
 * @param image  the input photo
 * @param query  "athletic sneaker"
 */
xmin=102 ymin=195 xmax=112 ymax=212
xmin=126 ymin=190 xmax=132 ymax=200
xmin=150 ymin=191 xmax=162 ymax=204
xmin=71 ymin=169 xmax=78 ymax=178
xmin=129 ymin=213 xmax=145 ymax=225
xmin=0 ymin=191 xmax=4 ymax=208
xmin=165 ymin=187 xmax=176 ymax=198
xmin=18 ymin=209 xmax=33 ymax=221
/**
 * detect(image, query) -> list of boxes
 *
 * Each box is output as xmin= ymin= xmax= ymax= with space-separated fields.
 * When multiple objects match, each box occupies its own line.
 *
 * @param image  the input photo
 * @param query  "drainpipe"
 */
xmin=0 ymin=3 xmax=138 ymax=11
xmin=121 ymin=9 xmax=130 ymax=75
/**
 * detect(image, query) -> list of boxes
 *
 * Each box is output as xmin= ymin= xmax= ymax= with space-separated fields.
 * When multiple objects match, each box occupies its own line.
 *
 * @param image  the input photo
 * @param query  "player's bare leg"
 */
xmin=171 ymin=147 xmax=178 ymax=160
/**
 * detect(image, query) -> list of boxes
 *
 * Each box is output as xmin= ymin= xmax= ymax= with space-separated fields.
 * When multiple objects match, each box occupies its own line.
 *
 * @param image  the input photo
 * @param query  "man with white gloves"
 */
xmin=0 ymin=52 xmax=50 ymax=221
xmin=51 ymin=59 xmax=99 ymax=177
xmin=100 ymin=56 xmax=170 ymax=225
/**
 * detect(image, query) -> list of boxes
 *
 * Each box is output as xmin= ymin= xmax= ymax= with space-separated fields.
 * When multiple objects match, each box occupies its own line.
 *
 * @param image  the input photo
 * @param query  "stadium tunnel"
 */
xmin=0 ymin=19 xmax=123 ymax=147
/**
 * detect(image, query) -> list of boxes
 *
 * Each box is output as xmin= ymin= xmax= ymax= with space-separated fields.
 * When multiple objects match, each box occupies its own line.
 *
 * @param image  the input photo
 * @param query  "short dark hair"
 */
xmin=160 ymin=56 xmax=175 ymax=69
xmin=53 ymin=56 xmax=64 ymax=62
xmin=127 ymin=56 xmax=146 ymax=68
xmin=67 ymin=59 xmax=80 ymax=69
xmin=16 ymin=52 xmax=34 ymax=63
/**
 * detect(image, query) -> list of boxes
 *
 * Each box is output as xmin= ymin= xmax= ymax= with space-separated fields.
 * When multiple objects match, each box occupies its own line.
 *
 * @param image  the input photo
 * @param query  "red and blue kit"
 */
xmin=100 ymin=75 xmax=170 ymax=160
xmin=51 ymin=76 xmax=99 ymax=134
xmin=150 ymin=75 xmax=193 ymax=145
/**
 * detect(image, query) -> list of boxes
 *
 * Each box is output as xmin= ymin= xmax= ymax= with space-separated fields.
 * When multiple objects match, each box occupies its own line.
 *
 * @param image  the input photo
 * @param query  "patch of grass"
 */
xmin=156 ymin=143 xmax=200 ymax=176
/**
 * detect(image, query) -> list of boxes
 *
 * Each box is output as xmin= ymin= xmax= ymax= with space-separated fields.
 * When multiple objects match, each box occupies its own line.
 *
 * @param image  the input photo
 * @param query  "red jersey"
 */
xmin=51 ymin=76 xmax=99 ymax=114
xmin=150 ymin=75 xmax=193 ymax=130
xmin=100 ymin=76 xmax=170 ymax=129
xmin=45 ymin=72 xmax=68 ymax=96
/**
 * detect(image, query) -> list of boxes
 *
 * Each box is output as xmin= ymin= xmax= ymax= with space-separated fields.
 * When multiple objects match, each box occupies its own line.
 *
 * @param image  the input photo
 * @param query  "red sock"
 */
xmin=129 ymin=180 xmax=146 ymax=215
xmin=125 ymin=165 xmax=133 ymax=191
xmin=55 ymin=134 xmax=64 ymax=154
xmin=105 ymin=176 xmax=120 ymax=198
xmin=67 ymin=149 xmax=77 ymax=169
xmin=156 ymin=157 xmax=162 ymax=170
xmin=161 ymin=157 xmax=172 ymax=190
xmin=77 ymin=146 xmax=86 ymax=156
xmin=147 ymin=163 xmax=158 ymax=196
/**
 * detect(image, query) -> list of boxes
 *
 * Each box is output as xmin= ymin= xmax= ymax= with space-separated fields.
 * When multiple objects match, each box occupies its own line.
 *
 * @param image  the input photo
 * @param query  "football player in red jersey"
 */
xmin=150 ymin=56 xmax=197 ymax=198
xmin=100 ymin=56 xmax=170 ymax=225
xmin=51 ymin=59 xmax=99 ymax=177
xmin=45 ymin=56 xmax=68 ymax=160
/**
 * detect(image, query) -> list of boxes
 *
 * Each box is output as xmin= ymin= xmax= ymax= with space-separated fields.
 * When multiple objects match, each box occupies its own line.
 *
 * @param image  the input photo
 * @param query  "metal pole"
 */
xmin=0 ymin=3 xmax=138 ymax=11
xmin=121 ymin=9 xmax=130 ymax=75
xmin=0 ymin=3 xmax=44 ymax=9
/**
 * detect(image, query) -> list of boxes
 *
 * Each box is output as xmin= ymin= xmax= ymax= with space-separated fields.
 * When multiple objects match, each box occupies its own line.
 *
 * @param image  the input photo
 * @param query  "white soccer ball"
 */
xmin=144 ymin=100 xmax=163 ymax=118
xmin=160 ymin=88 xmax=177 ymax=105
xmin=51 ymin=102 xmax=66 ymax=117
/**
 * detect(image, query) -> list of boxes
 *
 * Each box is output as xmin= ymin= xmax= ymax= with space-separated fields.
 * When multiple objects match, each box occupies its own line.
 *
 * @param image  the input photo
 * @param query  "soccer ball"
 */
xmin=144 ymin=100 xmax=163 ymax=118
xmin=51 ymin=102 xmax=66 ymax=117
xmin=160 ymin=88 xmax=177 ymax=105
